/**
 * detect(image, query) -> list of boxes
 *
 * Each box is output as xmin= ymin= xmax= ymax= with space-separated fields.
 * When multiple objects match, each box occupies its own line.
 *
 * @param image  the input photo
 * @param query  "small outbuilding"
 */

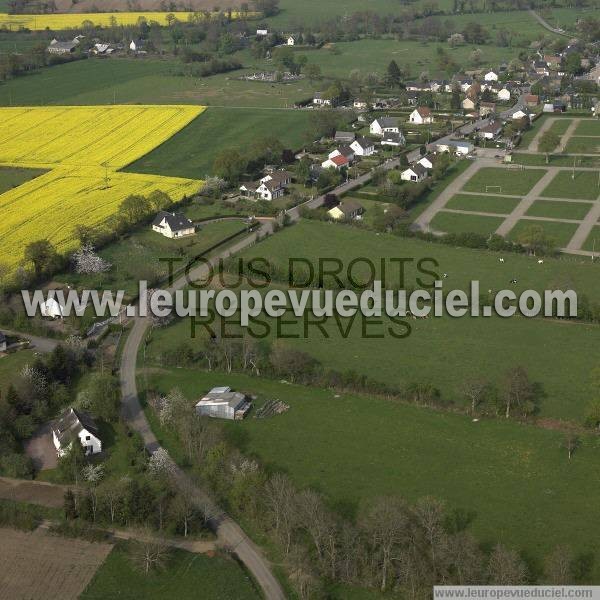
xmin=195 ymin=387 xmax=252 ymax=420
xmin=0 ymin=331 xmax=6 ymax=353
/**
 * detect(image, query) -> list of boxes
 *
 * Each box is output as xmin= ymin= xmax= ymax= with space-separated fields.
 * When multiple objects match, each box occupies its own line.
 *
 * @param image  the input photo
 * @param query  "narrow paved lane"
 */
xmin=119 ymin=222 xmax=286 ymax=600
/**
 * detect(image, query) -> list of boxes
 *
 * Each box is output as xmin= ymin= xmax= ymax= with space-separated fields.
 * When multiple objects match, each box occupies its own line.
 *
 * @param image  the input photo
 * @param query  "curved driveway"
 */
xmin=119 ymin=221 xmax=286 ymax=600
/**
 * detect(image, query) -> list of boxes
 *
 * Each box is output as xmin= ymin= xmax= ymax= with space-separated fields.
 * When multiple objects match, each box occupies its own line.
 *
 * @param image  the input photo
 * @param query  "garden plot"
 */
xmin=0 ymin=526 xmax=112 ymax=600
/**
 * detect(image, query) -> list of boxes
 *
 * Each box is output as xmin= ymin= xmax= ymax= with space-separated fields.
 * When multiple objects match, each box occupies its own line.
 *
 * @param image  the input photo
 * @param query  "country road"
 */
xmin=119 ymin=220 xmax=286 ymax=600
xmin=528 ymin=9 xmax=569 ymax=37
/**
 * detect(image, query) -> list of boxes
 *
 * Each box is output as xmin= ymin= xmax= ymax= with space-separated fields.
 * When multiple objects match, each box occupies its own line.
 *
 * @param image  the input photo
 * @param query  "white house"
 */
xmin=380 ymin=132 xmax=406 ymax=147
xmin=129 ymin=39 xmax=145 ymax=52
xmin=418 ymin=154 xmax=437 ymax=170
xmin=484 ymin=70 xmax=499 ymax=82
xmin=286 ymin=35 xmax=295 ymax=46
xmin=436 ymin=140 xmax=474 ymax=155
xmin=462 ymin=97 xmax=476 ymax=111
xmin=52 ymin=408 xmax=102 ymax=457
xmin=329 ymin=146 xmax=355 ymax=162
xmin=255 ymin=179 xmax=285 ymax=200
xmin=350 ymin=136 xmax=375 ymax=156
xmin=313 ymin=92 xmax=332 ymax=106
xmin=409 ymin=106 xmax=434 ymax=125
xmin=353 ymin=99 xmax=368 ymax=110
xmin=196 ymin=387 xmax=251 ymax=420
xmin=0 ymin=332 xmax=6 ymax=353
xmin=370 ymin=117 xmax=399 ymax=136
xmin=256 ymin=29 xmax=268 ymax=36
xmin=478 ymin=119 xmax=503 ymax=140
xmin=152 ymin=211 xmax=195 ymax=239
xmin=40 ymin=297 xmax=66 ymax=319
xmin=512 ymin=109 xmax=533 ymax=121
xmin=401 ymin=164 xmax=428 ymax=182
xmin=497 ymin=87 xmax=511 ymax=101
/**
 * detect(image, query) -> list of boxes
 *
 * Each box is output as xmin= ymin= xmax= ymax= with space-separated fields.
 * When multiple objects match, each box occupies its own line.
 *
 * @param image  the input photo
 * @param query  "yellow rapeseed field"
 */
xmin=0 ymin=11 xmax=252 ymax=31
xmin=0 ymin=105 xmax=206 ymax=270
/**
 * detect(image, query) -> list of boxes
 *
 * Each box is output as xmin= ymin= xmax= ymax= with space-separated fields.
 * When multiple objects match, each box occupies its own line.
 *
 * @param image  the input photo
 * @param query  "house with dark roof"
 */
xmin=380 ymin=132 xmax=406 ymax=147
xmin=52 ymin=408 xmax=102 ymax=456
xmin=47 ymin=39 xmax=79 ymax=54
xmin=350 ymin=136 xmax=376 ymax=156
xmin=401 ymin=164 xmax=428 ymax=182
xmin=152 ymin=211 xmax=195 ymax=239
xmin=0 ymin=331 xmax=6 ymax=353
xmin=327 ymin=199 xmax=364 ymax=220
xmin=334 ymin=131 xmax=356 ymax=144
xmin=478 ymin=119 xmax=503 ymax=140
xmin=480 ymin=101 xmax=496 ymax=116
xmin=370 ymin=117 xmax=399 ymax=136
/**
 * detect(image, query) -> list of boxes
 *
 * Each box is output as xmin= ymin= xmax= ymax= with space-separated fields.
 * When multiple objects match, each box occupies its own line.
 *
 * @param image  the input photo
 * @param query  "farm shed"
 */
xmin=196 ymin=387 xmax=252 ymax=420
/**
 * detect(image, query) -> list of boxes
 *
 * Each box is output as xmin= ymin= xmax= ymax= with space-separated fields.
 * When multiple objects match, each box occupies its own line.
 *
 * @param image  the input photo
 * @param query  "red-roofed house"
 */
xmin=322 ymin=154 xmax=350 ymax=170
xmin=409 ymin=106 xmax=434 ymax=125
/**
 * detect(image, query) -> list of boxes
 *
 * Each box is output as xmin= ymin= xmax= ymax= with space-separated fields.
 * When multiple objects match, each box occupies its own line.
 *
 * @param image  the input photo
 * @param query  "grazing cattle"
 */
xmin=510 ymin=279 xmax=517 ymax=284
xmin=538 ymin=259 xmax=544 ymax=264
xmin=499 ymin=258 xmax=505 ymax=263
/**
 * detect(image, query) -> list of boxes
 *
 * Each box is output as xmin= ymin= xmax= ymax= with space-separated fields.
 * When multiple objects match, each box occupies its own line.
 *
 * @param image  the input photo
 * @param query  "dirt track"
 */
xmin=0 ymin=527 xmax=112 ymax=600
xmin=0 ymin=476 xmax=72 ymax=508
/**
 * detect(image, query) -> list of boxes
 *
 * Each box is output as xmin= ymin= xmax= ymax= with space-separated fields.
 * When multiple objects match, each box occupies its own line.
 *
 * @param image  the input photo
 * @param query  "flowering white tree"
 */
xmin=201 ymin=176 xmax=227 ymax=197
xmin=157 ymin=388 xmax=187 ymax=426
xmin=20 ymin=364 xmax=48 ymax=394
xmin=72 ymin=244 xmax=112 ymax=274
xmin=82 ymin=463 xmax=105 ymax=484
xmin=148 ymin=448 xmax=175 ymax=477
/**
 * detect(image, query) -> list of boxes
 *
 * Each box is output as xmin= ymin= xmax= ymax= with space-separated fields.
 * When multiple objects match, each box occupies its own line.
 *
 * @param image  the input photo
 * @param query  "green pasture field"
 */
xmin=0 ymin=58 xmax=317 ymax=108
xmin=145 ymin=220 xmax=600 ymax=421
xmin=583 ymin=226 xmax=600 ymax=253
xmin=444 ymin=10 xmax=558 ymax=38
xmin=525 ymin=199 xmax=593 ymax=221
xmin=430 ymin=211 xmax=504 ymax=235
xmin=462 ymin=167 xmax=546 ymax=196
xmin=575 ymin=120 xmax=600 ymax=136
xmin=144 ymin=368 xmax=600 ymax=573
xmin=58 ymin=219 xmax=245 ymax=297
xmin=508 ymin=219 xmax=579 ymax=248
xmin=564 ymin=136 xmax=600 ymax=155
xmin=511 ymin=153 xmax=600 ymax=169
xmin=445 ymin=193 xmax=520 ymax=214
xmin=0 ymin=167 xmax=46 ymax=194
xmin=288 ymin=38 xmax=517 ymax=79
xmin=542 ymin=171 xmax=600 ymax=201
xmin=126 ymin=107 xmax=314 ymax=179
xmin=82 ymin=543 xmax=259 ymax=600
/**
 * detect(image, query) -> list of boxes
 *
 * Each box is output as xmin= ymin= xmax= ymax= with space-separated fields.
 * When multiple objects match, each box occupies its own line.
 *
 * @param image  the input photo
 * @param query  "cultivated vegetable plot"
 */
xmin=0 ymin=105 xmax=205 ymax=269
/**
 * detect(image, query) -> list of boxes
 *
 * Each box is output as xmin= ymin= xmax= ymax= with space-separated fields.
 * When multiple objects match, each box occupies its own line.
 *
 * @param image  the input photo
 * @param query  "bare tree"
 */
xmin=544 ymin=545 xmax=573 ymax=584
xmin=296 ymin=489 xmax=335 ymax=569
xmin=131 ymin=533 xmax=170 ymax=575
xmin=461 ymin=379 xmax=490 ymax=415
xmin=169 ymin=487 xmax=196 ymax=537
xmin=263 ymin=473 xmax=298 ymax=555
xmin=286 ymin=544 xmax=321 ymax=600
xmin=562 ymin=434 xmax=580 ymax=460
xmin=449 ymin=532 xmax=485 ymax=584
xmin=502 ymin=367 xmax=541 ymax=419
xmin=360 ymin=496 xmax=410 ymax=592
xmin=488 ymin=544 xmax=528 ymax=584
xmin=413 ymin=496 xmax=449 ymax=581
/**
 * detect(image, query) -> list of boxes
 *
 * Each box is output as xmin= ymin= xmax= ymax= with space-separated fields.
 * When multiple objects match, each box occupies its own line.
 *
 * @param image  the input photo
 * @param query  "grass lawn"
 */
xmin=283 ymin=38 xmax=517 ymax=80
xmin=125 ymin=107 xmax=314 ymax=179
xmin=57 ymin=219 xmax=246 ymax=297
xmin=511 ymin=153 xmax=600 ymax=169
xmin=509 ymin=219 xmax=579 ymax=248
xmin=144 ymin=368 xmax=600 ymax=573
xmin=430 ymin=211 xmax=504 ymax=236
xmin=0 ymin=167 xmax=47 ymax=194
xmin=575 ymin=120 xmax=600 ymax=136
xmin=542 ymin=171 xmax=600 ymax=201
xmin=582 ymin=226 xmax=600 ymax=253
xmin=462 ymin=167 xmax=546 ymax=196
xmin=0 ymin=349 xmax=36 ymax=396
xmin=564 ymin=136 xmax=600 ymax=155
xmin=445 ymin=193 xmax=520 ymax=214
xmin=548 ymin=119 xmax=573 ymax=136
xmin=525 ymin=199 xmax=593 ymax=221
xmin=0 ymin=59 xmax=318 ymax=108
xmin=147 ymin=220 xmax=600 ymax=422
xmin=81 ymin=543 xmax=260 ymax=600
